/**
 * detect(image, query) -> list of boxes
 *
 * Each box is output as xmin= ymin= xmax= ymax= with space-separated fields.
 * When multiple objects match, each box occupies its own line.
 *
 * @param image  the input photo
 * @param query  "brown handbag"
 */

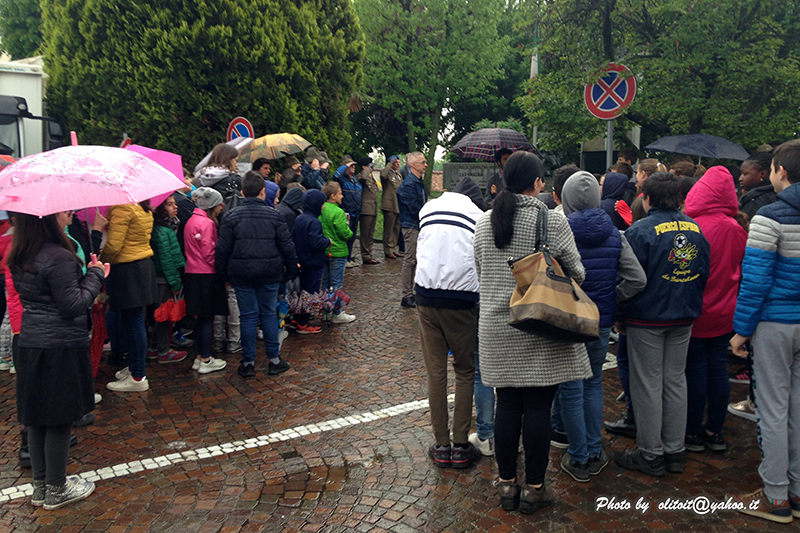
xmin=507 ymin=206 xmax=600 ymax=343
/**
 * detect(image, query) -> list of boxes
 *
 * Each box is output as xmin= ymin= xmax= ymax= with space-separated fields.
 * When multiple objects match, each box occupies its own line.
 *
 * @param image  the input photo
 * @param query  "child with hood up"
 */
xmin=601 ymin=171 xmax=631 ymax=230
xmin=290 ymin=190 xmax=331 ymax=333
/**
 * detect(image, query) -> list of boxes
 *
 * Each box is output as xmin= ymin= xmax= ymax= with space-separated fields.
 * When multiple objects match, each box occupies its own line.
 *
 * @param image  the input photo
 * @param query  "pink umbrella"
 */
xmin=0 ymin=145 xmax=187 ymax=217
xmin=125 ymin=144 xmax=184 ymax=210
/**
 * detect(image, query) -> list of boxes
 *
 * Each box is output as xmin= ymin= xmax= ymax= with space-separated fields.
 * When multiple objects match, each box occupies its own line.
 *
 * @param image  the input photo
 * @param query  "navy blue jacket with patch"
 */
xmin=623 ymin=207 xmax=710 ymax=327
xmin=397 ymin=173 xmax=428 ymax=230
xmin=566 ymin=207 xmax=621 ymax=328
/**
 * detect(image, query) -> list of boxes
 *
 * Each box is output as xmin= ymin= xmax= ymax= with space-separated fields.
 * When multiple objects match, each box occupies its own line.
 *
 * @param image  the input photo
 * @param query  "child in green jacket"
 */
xmin=149 ymin=195 xmax=188 ymax=363
xmin=319 ymin=182 xmax=356 ymax=323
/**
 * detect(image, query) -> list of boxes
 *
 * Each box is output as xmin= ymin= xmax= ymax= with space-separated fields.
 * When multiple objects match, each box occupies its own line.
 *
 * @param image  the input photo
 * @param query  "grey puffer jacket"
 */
xmin=474 ymin=194 xmax=592 ymax=388
xmin=13 ymin=242 xmax=105 ymax=349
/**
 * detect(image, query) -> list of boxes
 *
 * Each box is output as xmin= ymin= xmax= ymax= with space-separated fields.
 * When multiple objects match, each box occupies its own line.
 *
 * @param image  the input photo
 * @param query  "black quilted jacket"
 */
xmin=13 ymin=242 xmax=104 ymax=349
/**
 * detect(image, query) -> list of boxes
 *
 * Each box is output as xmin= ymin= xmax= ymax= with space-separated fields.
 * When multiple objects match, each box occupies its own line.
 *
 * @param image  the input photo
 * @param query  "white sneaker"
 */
xmin=114 ymin=367 xmax=131 ymax=380
xmin=94 ymin=393 xmax=102 ymax=404
xmin=468 ymin=433 xmax=495 ymax=456
xmin=280 ymin=330 xmax=289 ymax=341
xmin=331 ymin=312 xmax=356 ymax=324
xmin=345 ymin=261 xmax=358 ymax=268
xmin=0 ymin=358 xmax=11 ymax=371
xmin=192 ymin=358 xmax=201 ymax=371
xmin=197 ymin=357 xmax=227 ymax=375
xmin=107 ymin=375 xmax=149 ymax=392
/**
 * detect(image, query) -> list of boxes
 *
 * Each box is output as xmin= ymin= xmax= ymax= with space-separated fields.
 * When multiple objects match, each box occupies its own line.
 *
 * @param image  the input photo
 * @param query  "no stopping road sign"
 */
xmin=584 ymin=63 xmax=637 ymax=120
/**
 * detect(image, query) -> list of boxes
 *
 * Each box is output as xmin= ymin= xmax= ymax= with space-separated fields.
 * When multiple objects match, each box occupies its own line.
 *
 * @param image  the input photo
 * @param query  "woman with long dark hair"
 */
xmin=9 ymin=212 xmax=104 ymax=509
xmin=101 ymin=201 xmax=159 ymax=392
xmin=473 ymin=151 xmax=590 ymax=514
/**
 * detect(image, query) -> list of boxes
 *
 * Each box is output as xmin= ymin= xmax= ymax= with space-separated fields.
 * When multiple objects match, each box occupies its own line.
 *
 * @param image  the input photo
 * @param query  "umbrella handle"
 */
xmin=70 ymin=131 xmax=79 ymax=147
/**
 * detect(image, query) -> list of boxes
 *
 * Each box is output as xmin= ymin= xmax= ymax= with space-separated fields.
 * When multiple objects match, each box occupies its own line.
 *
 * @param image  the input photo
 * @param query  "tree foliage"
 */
xmin=520 ymin=0 xmax=800 ymax=157
xmin=354 ymin=0 xmax=506 ymax=187
xmin=0 ymin=0 xmax=42 ymax=59
xmin=40 ymin=0 xmax=364 ymax=166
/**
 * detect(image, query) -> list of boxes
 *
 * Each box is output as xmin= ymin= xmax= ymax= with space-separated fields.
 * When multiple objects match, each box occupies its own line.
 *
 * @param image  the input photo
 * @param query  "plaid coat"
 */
xmin=474 ymin=194 xmax=592 ymax=388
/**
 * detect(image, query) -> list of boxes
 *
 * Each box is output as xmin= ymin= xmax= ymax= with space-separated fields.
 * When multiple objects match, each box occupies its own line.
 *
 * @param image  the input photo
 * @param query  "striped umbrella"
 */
xmin=450 ymin=128 xmax=535 ymax=160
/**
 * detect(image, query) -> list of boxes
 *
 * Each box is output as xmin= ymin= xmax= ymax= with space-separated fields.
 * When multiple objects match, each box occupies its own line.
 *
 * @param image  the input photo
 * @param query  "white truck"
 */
xmin=0 ymin=59 xmax=64 ymax=158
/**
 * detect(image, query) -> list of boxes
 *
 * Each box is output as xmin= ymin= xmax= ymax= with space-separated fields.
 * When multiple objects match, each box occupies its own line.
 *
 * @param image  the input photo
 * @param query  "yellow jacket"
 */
xmin=99 ymin=204 xmax=154 ymax=264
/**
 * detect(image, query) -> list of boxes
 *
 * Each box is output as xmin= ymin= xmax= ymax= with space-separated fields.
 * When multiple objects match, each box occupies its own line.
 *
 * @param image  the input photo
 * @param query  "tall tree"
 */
xmin=519 ymin=0 xmax=800 ymax=158
xmin=0 ymin=0 xmax=42 ymax=59
xmin=355 ymin=0 xmax=506 ymax=188
xmin=40 ymin=0 xmax=364 ymax=166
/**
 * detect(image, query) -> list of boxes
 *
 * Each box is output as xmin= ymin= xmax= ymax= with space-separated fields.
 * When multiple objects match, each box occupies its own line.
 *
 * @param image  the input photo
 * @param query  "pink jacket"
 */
xmin=684 ymin=166 xmax=748 ymax=338
xmin=183 ymin=208 xmax=218 ymax=274
xmin=0 ymin=230 xmax=22 ymax=334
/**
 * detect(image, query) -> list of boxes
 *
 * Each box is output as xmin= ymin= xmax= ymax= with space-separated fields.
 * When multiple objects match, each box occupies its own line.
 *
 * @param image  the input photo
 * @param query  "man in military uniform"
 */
xmin=359 ymin=157 xmax=380 ymax=265
xmin=380 ymin=155 xmax=403 ymax=259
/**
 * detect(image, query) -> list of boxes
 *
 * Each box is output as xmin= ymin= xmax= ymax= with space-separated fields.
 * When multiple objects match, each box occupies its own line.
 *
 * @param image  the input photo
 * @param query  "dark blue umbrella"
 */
xmin=645 ymin=134 xmax=749 ymax=161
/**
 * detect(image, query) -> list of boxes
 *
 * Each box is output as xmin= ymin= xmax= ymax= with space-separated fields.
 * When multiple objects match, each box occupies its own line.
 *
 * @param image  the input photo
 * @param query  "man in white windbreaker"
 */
xmin=416 ymin=176 xmax=487 ymax=470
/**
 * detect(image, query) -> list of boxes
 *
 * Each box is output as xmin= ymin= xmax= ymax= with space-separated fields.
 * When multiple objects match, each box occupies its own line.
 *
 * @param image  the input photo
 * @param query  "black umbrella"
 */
xmin=644 ymin=134 xmax=749 ymax=161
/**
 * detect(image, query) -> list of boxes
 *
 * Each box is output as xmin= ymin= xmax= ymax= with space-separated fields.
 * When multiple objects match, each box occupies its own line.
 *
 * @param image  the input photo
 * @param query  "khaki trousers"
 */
xmin=400 ymin=228 xmax=418 ymax=299
xmin=360 ymin=214 xmax=377 ymax=261
xmin=418 ymin=304 xmax=477 ymax=446
xmin=382 ymin=211 xmax=400 ymax=256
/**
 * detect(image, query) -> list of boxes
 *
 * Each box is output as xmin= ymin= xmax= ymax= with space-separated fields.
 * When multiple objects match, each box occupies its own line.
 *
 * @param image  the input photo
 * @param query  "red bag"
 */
xmin=153 ymin=299 xmax=174 ymax=322
xmin=170 ymin=298 xmax=186 ymax=322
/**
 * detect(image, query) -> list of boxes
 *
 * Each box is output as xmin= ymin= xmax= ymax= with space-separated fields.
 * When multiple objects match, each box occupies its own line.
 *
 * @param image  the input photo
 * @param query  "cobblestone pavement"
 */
xmin=0 ymin=257 xmax=789 ymax=532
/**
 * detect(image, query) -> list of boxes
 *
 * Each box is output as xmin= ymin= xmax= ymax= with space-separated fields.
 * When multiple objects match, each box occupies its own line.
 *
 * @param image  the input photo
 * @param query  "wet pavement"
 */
xmin=0 ymin=257 xmax=788 ymax=532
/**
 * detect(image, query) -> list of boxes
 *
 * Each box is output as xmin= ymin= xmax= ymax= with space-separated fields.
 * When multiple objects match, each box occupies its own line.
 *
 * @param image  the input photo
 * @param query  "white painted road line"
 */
xmin=0 ymin=394 xmax=454 ymax=503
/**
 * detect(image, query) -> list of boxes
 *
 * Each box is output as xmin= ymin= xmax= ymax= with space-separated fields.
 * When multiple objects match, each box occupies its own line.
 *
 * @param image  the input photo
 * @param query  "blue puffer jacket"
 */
xmin=397 ymin=174 xmax=428 ymax=229
xmin=567 ymin=208 xmax=621 ymax=328
xmin=623 ymin=207 xmax=710 ymax=326
xmin=734 ymin=182 xmax=800 ymax=336
xmin=292 ymin=190 xmax=331 ymax=271
xmin=333 ymin=166 xmax=362 ymax=217
xmin=215 ymin=197 xmax=297 ymax=286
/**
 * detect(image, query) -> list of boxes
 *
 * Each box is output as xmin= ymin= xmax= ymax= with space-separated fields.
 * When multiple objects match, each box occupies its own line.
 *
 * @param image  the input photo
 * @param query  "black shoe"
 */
xmin=18 ymin=446 xmax=30 ymax=469
xmin=268 ymin=359 xmax=290 ymax=376
xmin=519 ymin=483 xmax=554 ymax=514
xmin=560 ymin=453 xmax=590 ymax=482
xmin=69 ymin=434 xmax=78 ymax=447
xmin=498 ymin=480 xmax=520 ymax=511
xmin=237 ymin=363 xmax=255 ymax=378
xmin=74 ymin=412 xmax=95 ymax=428
xmin=588 ymin=449 xmax=609 ymax=475
xmin=550 ymin=428 xmax=569 ymax=449
xmin=613 ymin=449 xmax=666 ymax=477
xmin=428 ymin=443 xmax=451 ymax=468
xmin=400 ymin=297 xmax=416 ymax=309
xmin=604 ymin=411 xmax=637 ymax=438
xmin=664 ymin=451 xmax=685 ymax=473
xmin=108 ymin=351 xmax=128 ymax=369
xmin=703 ymin=431 xmax=727 ymax=452
xmin=685 ymin=433 xmax=705 ymax=452
xmin=451 ymin=443 xmax=481 ymax=469
xmin=170 ymin=336 xmax=194 ymax=349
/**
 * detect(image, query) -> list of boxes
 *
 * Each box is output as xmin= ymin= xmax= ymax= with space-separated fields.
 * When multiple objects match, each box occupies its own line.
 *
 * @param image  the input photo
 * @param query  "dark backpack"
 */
xmin=211 ymin=173 xmax=244 ymax=211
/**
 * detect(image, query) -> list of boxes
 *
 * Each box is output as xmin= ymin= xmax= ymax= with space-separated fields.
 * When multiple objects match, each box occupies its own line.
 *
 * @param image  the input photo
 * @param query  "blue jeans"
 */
xmin=323 ymin=257 xmax=346 ymax=292
xmin=474 ymin=341 xmax=495 ymax=440
xmin=686 ymin=334 xmax=731 ymax=435
xmin=105 ymin=309 xmax=129 ymax=354
xmin=552 ymin=327 xmax=610 ymax=463
xmin=234 ymin=283 xmax=279 ymax=364
xmin=121 ymin=307 xmax=147 ymax=379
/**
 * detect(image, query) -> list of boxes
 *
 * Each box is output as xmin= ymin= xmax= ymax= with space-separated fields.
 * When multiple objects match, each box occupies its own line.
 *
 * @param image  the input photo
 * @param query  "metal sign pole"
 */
xmin=606 ymin=120 xmax=614 ymax=169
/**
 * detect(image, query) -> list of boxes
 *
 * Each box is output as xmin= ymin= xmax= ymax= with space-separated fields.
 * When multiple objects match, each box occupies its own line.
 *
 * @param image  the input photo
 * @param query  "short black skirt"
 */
xmin=15 ymin=346 xmax=94 ymax=426
xmin=106 ymin=258 xmax=159 ymax=311
xmin=184 ymin=273 xmax=228 ymax=318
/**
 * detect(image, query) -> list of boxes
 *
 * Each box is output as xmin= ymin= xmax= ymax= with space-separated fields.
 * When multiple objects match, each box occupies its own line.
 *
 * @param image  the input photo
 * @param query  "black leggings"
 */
xmin=495 ymin=385 xmax=558 ymax=485
xmin=27 ymin=423 xmax=73 ymax=486
xmin=195 ymin=316 xmax=214 ymax=358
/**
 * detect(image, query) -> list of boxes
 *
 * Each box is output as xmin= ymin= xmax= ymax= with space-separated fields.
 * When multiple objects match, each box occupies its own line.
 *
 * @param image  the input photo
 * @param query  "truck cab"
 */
xmin=0 ymin=61 xmax=65 ymax=158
